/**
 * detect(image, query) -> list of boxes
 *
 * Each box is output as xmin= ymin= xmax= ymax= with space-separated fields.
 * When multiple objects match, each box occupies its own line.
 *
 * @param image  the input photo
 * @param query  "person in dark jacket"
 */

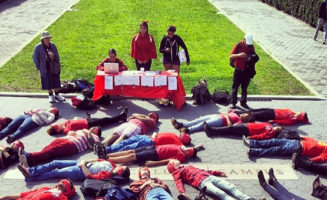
xmin=159 ymin=25 xmax=190 ymax=74
xmin=0 ymin=140 xmax=24 ymax=170
xmin=96 ymin=48 xmax=128 ymax=72
xmin=292 ymin=152 xmax=327 ymax=176
xmin=314 ymin=0 xmax=327 ymax=44
xmin=33 ymin=31 xmax=65 ymax=103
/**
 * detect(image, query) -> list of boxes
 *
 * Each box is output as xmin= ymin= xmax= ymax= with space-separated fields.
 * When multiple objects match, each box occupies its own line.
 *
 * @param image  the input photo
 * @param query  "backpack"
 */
xmin=80 ymin=178 xmax=117 ymax=197
xmin=276 ymin=129 xmax=300 ymax=140
xmin=212 ymin=89 xmax=232 ymax=105
xmin=244 ymin=53 xmax=259 ymax=79
xmin=71 ymin=94 xmax=96 ymax=110
xmin=104 ymin=186 xmax=136 ymax=200
xmin=191 ymin=79 xmax=211 ymax=105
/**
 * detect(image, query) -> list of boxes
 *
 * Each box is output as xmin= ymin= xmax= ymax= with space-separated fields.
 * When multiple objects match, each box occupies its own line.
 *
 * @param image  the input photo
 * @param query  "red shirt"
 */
xmin=230 ymin=40 xmax=255 ymax=71
xmin=128 ymin=118 xmax=156 ymax=134
xmin=20 ymin=187 xmax=68 ymax=200
xmin=247 ymin=122 xmax=276 ymax=140
xmin=153 ymin=132 xmax=183 ymax=146
xmin=172 ymin=165 xmax=224 ymax=194
xmin=97 ymin=57 xmax=128 ymax=72
xmin=131 ymin=33 xmax=157 ymax=61
xmin=62 ymin=119 xmax=89 ymax=134
xmin=220 ymin=110 xmax=242 ymax=126
xmin=272 ymin=109 xmax=298 ymax=126
xmin=155 ymin=145 xmax=186 ymax=162
xmin=301 ymin=137 xmax=327 ymax=162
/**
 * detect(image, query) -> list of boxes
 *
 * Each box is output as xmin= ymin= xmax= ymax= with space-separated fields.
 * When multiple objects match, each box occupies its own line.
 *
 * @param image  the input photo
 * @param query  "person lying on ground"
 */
xmin=171 ymin=109 xmax=253 ymax=134
xmin=167 ymin=159 xmax=258 ymax=200
xmin=105 ymin=144 xmax=202 ymax=167
xmin=292 ymin=152 xmax=327 ymax=177
xmin=0 ymin=116 xmax=12 ymax=132
xmin=0 ymin=108 xmax=58 ymax=143
xmin=234 ymin=108 xmax=308 ymax=126
xmin=0 ymin=179 xmax=75 ymax=200
xmin=257 ymin=168 xmax=305 ymax=200
xmin=18 ymin=127 xmax=100 ymax=167
xmin=0 ymin=140 xmax=24 ymax=170
xmin=96 ymin=48 xmax=128 ymax=72
xmin=47 ymin=107 xmax=128 ymax=135
xmin=130 ymin=166 xmax=173 ymax=200
xmin=17 ymin=158 xmax=130 ymax=182
xmin=101 ymin=112 xmax=159 ymax=146
xmin=204 ymin=122 xmax=283 ymax=140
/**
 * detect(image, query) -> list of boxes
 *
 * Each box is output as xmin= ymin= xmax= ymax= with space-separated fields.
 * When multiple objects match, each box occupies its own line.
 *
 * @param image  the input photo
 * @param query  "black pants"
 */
xmin=232 ymin=69 xmax=251 ymax=105
xmin=135 ymin=59 xmax=152 ymax=71
xmin=262 ymin=181 xmax=305 ymax=200
xmin=236 ymin=108 xmax=276 ymax=122
xmin=209 ymin=124 xmax=249 ymax=136
xmin=87 ymin=113 xmax=123 ymax=128
xmin=298 ymin=157 xmax=327 ymax=176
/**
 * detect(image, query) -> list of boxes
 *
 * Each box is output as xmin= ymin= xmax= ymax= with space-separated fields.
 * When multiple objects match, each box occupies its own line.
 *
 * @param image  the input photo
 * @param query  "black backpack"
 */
xmin=212 ymin=89 xmax=232 ymax=105
xmin=191 ymin=79 xmax=211 ymax=105
xmin=80 ymin=178 xmax=117 ymax=197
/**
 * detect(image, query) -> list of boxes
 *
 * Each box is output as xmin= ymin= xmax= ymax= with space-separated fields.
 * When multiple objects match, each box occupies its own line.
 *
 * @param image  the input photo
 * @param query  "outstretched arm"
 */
xmin=145 ymin=159 xmax=170 ymax=167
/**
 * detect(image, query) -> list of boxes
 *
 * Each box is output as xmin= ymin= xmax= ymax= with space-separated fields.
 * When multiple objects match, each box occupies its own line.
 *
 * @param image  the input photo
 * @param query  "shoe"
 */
xmin=314 ymin=37 xmax=317 ymax=41
xmin=323 ymin=41 xmax=326 ymax=45
xmin=171 ymin=117 xmax=183 ymax=130
xmin=159 ymin=98 xmax=169 ymax=106
xmin=292 ymin=152 xmax=300 ymax=169
xmin=54 ymin=94 xmax=66 ymax=101
xmin=203 ymin=122 xmax=212 ymax=137
xmin=257 ymin=170 xmax=267 ymax=187
xmin=17 ymin=164 xmax=30 ymax=178
xmin=179 ymin=127 xmax=189 ymax=134
xmin=242 ymin=135 xmax=250 ymax=147
xmin=247 ymin=149 xmax=252 ymax=157
xmin=268 ymin=168 xmax=277 ymax=185
xmin=120 ymin=107 xmax=128 ymax=122
xmin=230 ymin=104 xmax=236 ymax=109
xmin=49 ymin=95 xmax=55 ymax=103
xmin=6 ymin=136 xmax=14 ymax=144
xmin=241 ymin=103 xmax=250 ymax=109
xmin=94 ymin=142 xmax=107 ymax=159
xmin=19 ymin=154 xmax=29 ymax=168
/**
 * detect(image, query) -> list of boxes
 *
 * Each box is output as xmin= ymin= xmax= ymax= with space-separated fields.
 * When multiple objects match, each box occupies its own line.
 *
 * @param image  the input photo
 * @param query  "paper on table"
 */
xmin=105 ymin=75 xmax=113 ymax=90
xmin=141 ymin=76 xmax=154 ymax=87
xmin=114 ymin=75 xmax=124 ymax=86
xmin=123 ymin=75 xmax=140 ymax=86
xmin=168 ymin=76 xmax=177 ymax=90
xmin=178 ymin=50 xmax=187 ymax=63
xmin=154 ymin=75 xmax=167 ymax=86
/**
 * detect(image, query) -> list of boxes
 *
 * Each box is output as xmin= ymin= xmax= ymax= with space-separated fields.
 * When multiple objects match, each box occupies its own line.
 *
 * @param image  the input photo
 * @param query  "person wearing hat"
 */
xmin=33 ymin=31 xmax=65 ymax=103
xmin=314 ymin=0 xmax=327 ymax=44
xmin=230 ymin=33 xmax=258 ymax=109
xmin=0 ymin=179 xmax=75 ymax=200
xmin=130 ymin=167 xmax=173 ymax=200
xmin=159 ymin=25 xmax=190 ymax=74
xmin=0 ymin=140 xmax=24 ymax=170
xmin=0 ymin=108 xmax=59 ymax=143
xmin=131 ymin=20 xmax=157 ymax=71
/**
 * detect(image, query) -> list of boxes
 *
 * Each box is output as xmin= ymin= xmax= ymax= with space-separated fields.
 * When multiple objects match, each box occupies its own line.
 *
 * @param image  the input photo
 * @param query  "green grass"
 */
xmin=0 ymin=0 xmax=311 ymax=95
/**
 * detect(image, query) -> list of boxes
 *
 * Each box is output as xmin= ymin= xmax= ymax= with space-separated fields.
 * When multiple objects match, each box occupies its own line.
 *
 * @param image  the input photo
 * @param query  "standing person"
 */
xmin=159 ymin=25 xmax=190 ymax=74
xmin=96 ymin=48 xmax=128 ymax=72
xmin=229 ymin=33 xmax=258 ymax=109
xmin=314 ymin=0 xmax=327 ymax=44
xmin=33 ymin=31 xmax=65 ymax=103
xmin=131 ymin=20 xmax=157 ymax=71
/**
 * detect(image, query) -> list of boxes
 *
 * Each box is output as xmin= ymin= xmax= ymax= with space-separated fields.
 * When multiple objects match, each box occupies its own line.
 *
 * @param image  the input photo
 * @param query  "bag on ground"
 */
xmin=191 ymin=78 xmax=211 ymax=105
xmin=212 ymin=89 xmax=232 ymax=105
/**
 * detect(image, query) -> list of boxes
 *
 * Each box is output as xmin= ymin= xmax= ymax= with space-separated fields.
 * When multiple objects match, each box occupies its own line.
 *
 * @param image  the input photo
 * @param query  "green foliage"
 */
xmin=0 ymin=0 xmax=310 ymax=95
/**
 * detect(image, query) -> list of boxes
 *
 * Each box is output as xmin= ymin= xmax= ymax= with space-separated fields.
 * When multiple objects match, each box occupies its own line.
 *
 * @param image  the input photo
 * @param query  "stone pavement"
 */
xmin=0 ymin=96 xmax=326 ymax=199
xmin=0 ymin=0 xmax=79 ymax=67
xmin=209 ymin=0 xmax=327 ymax=98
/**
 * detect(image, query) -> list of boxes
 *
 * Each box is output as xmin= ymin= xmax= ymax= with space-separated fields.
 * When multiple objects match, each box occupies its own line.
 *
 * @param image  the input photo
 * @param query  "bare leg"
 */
xmin=112 ymin=134 xmax=127 ymax=145
xmin=164 ymin=64 xmax=172 ymax=71
xmin=108 ymin=153 xmax=136 ymax=164
xmin=108 ymin=149 xmax=135 ymax=157
xmin=102 ymin=133 xmax=120 ymax=145
xmin=172 ymin=65 xmax=180 ymax=74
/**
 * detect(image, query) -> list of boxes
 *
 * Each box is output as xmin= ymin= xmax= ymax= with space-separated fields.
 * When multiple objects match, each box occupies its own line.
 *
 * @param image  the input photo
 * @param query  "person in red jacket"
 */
xmin=236 ymin=108 xmax=308 ymax=125
xmin=167 ymin=159 xmax=256 ymax=200
xmin=204 ymin=122 xmax=282 ymax=140
xmin=0 ymin=179 xmax=75 ymax=200
xmin=131 ymin=20 xmax=157 ymax=71
xmin=17 ymin=158 xmax=130 ymax=182
xmin=96 ymin=48 xmax=128 ymax=72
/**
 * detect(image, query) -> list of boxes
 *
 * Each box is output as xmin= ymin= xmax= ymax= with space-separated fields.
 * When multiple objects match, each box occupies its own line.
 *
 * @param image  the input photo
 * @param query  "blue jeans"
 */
xmin=106 ymin=135 xmax=154 ymax=153
xmin=183 ymin=114 xmax=223 ymax=133
xmin=0 ymin=115 xmax=38 ymax=140
xmin=249 ymin=139 xmax=301 ymax=157
xmin=26 ymin=160 xmax=85 ymax=181
xmin=145 ymin=187 xmax=173 ymax=200
xmin=262 ymin=181 xmax=305 ymax=200
xmin=199 ymin=176 xmax=249 ymax=200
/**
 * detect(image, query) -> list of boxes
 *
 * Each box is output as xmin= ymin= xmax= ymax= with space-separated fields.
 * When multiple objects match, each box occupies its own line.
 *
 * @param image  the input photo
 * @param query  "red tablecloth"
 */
xmin=93 ymin=71 xmax=186 ymax=110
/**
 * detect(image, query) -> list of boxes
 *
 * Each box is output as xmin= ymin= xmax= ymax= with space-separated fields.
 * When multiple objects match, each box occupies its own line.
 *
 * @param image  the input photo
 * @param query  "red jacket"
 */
xmin=131 ymin=33 xmax=157 ymax=61
xmin=247 ymin=122 xmax=276 ymax=140
xmin=272 ymin=109 xmax=298 ymax=125
xmin=301 ymin=137 xmax=327 ymax=162
xmin=61 ymin=119 xmax=89 ymax=134
xmin=230 ymin=40 xmax=255 ymax=71
xmin=19 ymin=187 xmax=68 ymax=200
xmin=171 ymin=165 xmax=224 ymax=194
xmin=97 ymin=57 xmax=128 ymax=72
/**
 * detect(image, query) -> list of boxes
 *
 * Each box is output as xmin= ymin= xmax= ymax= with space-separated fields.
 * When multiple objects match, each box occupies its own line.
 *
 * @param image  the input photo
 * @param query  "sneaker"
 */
xmin=171 ymin=118 xmax=183 ymax=130
xmin=120 ymin=107 xmax=128 ymax=122
xmin=242 ymin=135 xmax=250 ymax=147
xmin=159 ymin=98 xmax=169 ymax=106
xmin=6 ymin=136 xmax=14 ymax=144
xmin=268 ymin=168 xmax=277 ymax=185
xmin=257 ymin=170 xmax=267 ymax=187
xmin=49 ymin=95 xmax=55 ymax=103
xmin=54 ymin=94 xmax=66 ymax=101
xmin=19 ymin=154 xmax=29 ymax=168
xmin=292 ymin=152 xmax=300 ymax=169
xmin=241 ymin=103 xmax=250 ymax=109
xmin=17 ymin=164 xmax=30 ymax=178
xmin=323 ymin=41 xmax=326 ymax=45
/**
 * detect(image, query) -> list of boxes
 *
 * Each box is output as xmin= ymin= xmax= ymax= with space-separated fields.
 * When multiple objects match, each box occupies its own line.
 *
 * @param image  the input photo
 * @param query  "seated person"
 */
xmin=96 ymin=48 xmax=128 ymax=72
xmin=257 ymin=169 xmax=305 ymax=200
xmin=47 ymin=107 xmax=128 ymax=135
xmin=17 ymin=159 xmax=130 ymax=182
xmin=167 ymin=159 xmax=255 ymax=200
xmin=101 ymin=112 xmax=159 ymax=146
xmin=204 ymin=122 xmax=282 ymax=140
xmin=130 ymin=167 xmax=173 ymax=200
xmin=106 ymin=144 xmax=202 ymax=167
xmin=0 ymin=140 xmax=24 ymax=170
xmin=0 ymin=179 xmax=75 ymax=200
xmin=235 ymin=108 xmax=308 ymax=125
xmin=244 ymin=136 xmax=327 ymax=159
xmin=19 ymin=127 xmax=100 ymax=166
xmin=0 ymin=116 xmax=12 ymax=131
xmin=171 ymin=109 xmax=252 ymax=134
xmin=0 ymin=108 xmax=58 ymax=143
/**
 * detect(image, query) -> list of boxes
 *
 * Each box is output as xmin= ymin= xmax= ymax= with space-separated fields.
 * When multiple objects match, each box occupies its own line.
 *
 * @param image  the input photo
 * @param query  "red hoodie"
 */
xmin=61 ymin=119 xmax=89 ymax=134
xmin=301 ymin=137 xmax=327 ymax=162
xmin=247 ymin=122 xmax=276 ymax=140
xmin=131 ymin=33 xmax=157 ymax=61
xmin=272 ymin=109 xmax=298 ymax=126
xmin=171 ymin=165 xmax=224 ymax=194
xmin=19 ymin=187 xmax=68 ymax=200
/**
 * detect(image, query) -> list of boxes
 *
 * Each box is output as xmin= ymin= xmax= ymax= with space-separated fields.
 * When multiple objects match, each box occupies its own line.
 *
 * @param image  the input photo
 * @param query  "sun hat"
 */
xmin=40 ymin=31 xmax=52 ymax=40
xmin=244 ymin=33 xmax=253 ymax=45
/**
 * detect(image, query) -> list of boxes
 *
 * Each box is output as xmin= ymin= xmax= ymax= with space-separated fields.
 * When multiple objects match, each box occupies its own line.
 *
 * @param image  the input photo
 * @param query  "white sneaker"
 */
xmin=49 ymin=95 xmax=55 ymax=103
xmin=55 ymin=94 xmax=65 ymax=101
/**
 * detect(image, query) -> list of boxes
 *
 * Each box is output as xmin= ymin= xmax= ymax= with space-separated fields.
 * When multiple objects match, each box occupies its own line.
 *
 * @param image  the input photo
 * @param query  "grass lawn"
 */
xmin=0 ymin=0 xmax=311 ymax=95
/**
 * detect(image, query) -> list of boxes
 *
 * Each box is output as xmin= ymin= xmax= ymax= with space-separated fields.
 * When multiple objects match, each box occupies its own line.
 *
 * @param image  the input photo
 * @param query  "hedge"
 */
xmin=260 ymin=0 xmax=323 ymax=27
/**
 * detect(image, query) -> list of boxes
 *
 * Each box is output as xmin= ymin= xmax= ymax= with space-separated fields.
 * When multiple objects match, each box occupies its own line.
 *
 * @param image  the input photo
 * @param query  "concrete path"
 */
xmin=209 ymin=0 xmax=327 ymax=98
xmin=0 ymin=0 xmax=79 ymax=67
